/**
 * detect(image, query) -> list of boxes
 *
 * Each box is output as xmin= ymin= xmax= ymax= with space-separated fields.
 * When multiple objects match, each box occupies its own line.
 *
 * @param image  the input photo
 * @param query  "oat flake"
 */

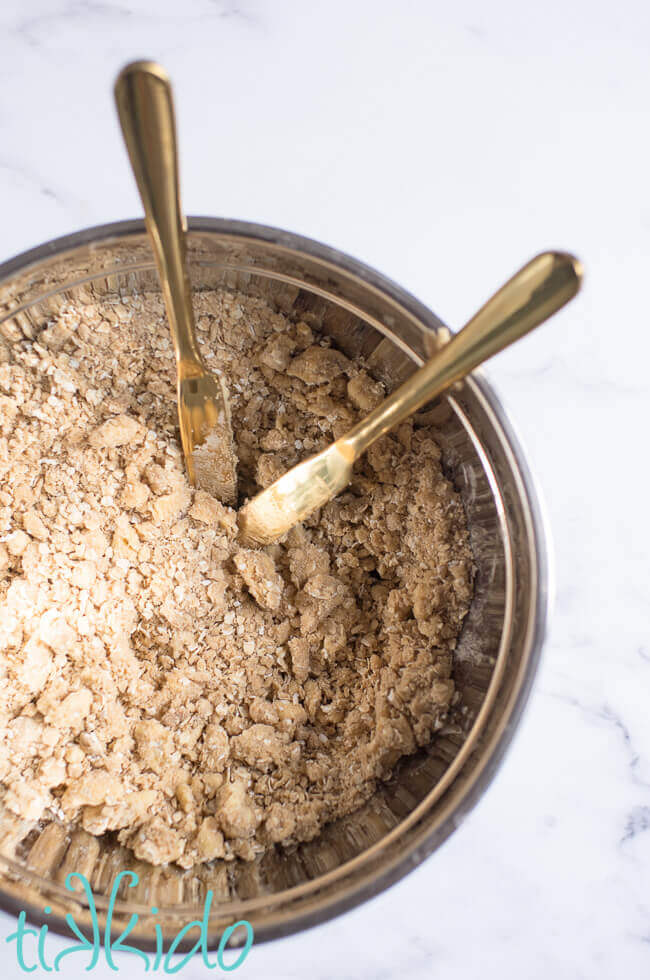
xmin=0 ymin=287 xmax=473 ymax=867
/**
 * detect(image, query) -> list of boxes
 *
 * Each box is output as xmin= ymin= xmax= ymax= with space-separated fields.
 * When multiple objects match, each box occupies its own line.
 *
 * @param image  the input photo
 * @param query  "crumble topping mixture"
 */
xmin=0 ymin=288 xmax=472 ymax=867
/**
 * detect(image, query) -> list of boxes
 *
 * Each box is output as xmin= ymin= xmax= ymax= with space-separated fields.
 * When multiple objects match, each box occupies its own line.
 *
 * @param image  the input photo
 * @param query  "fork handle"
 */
xmin=114 ymin=61 xmax=202 ymax=369
xmin=340 ymin=251 xmax=582 ymax=461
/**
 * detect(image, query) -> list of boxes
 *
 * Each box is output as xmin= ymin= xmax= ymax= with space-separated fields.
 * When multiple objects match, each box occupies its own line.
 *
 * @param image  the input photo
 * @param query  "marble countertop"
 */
xmin=0 ymin=0 xmax=648 ymax=976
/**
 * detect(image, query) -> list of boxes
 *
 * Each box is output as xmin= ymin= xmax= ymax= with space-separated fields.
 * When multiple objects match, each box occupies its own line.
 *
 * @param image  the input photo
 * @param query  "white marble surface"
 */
xmin=0 ymin=0 xmax=649 ymax=976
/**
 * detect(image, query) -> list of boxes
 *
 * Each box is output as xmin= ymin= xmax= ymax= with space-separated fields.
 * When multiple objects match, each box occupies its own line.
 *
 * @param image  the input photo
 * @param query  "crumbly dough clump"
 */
xmin=0 ymin=288 xmax=473 ymax=867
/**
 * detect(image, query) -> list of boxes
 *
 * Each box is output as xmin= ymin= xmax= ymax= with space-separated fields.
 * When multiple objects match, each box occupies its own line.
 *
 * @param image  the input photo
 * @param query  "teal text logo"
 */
xmin=6 ymin=870 xmax=253 ymax=973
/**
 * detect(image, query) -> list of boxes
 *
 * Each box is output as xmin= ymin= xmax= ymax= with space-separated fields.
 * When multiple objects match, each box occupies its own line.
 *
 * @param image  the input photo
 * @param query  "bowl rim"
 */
xmin=0 ymin=218 xmax=551 ymax=948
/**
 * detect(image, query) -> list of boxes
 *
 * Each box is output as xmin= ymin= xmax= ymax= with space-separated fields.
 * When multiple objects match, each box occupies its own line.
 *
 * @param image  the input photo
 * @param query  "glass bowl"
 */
xmin=0 ymin=219 xmax=549 ymax=950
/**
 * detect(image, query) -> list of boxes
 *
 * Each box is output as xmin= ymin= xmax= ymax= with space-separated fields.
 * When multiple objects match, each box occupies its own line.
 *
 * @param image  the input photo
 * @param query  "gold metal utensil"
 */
xmin=114 ymin=61 xmax=237 ymax=503
xmin=239 ymin=251 xmax=582 ymax=545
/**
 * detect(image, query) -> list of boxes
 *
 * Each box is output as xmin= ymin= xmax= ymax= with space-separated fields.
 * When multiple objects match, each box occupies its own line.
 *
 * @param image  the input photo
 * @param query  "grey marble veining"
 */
xmin=0 ymin=0 xmax=648 ymax=977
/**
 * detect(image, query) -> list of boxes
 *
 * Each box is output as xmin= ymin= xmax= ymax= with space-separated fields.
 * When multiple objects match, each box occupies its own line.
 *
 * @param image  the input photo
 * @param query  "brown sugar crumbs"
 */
xmin=0 ymin=287 xmax=473 ymax=868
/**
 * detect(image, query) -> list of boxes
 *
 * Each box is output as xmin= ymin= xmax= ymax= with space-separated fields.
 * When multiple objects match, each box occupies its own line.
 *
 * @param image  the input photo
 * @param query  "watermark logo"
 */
xmin=6 ymin=870 xmax=253 ymax=973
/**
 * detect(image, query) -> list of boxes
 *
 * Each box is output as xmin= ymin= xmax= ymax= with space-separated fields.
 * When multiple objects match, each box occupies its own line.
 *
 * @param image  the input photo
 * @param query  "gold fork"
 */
xmin=114 ymin=61 xmax=237 ymax=503
xmin=239 ymin=251 xmax=582 ymax=546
